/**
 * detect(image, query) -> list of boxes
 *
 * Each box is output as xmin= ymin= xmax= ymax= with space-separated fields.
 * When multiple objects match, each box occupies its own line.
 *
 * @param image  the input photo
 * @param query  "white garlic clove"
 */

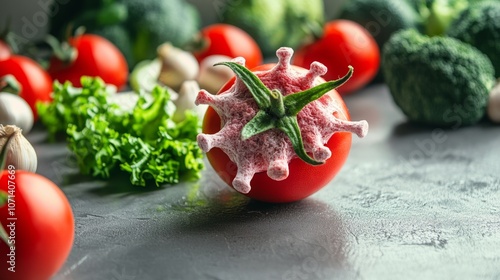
xmin=157 ymin=43 xmax=199 ymax=90
xmin=0 ymin=125 xmax=37 ymax=172
xmin=173 ymin=80 xmax=207 ymax=122
xmin=0 ymin=93 xmax=34 ymax=133
xmin=197 ymin=55 xmax=235 ymax=94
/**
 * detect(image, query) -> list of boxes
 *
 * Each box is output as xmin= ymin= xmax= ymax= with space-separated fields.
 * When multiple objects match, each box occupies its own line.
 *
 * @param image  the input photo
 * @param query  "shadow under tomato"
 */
xmin=144 ymin=189 xmax=354 ymax=278
xmin=391 ymin=120 xmax=447 ymax=137
xmin=391 ymin=116 xmax=496 ymax=138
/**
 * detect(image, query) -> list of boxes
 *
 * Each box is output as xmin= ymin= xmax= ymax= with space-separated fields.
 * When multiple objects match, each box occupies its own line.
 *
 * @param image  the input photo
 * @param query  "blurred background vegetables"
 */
xmin=219 ymin=0 xmax=325 ymax=57
xmin=48 ymin=0 xmax=201 ymax=67
xmin=423 ymin=0 xmax=469 ymax=36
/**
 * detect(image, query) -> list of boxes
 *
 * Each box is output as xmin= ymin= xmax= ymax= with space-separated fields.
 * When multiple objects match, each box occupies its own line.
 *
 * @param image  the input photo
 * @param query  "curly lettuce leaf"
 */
xmin=37 ymin=77 xmax=116 ymax=139
xmin=38 ymin=76 xmax=204 ymax=186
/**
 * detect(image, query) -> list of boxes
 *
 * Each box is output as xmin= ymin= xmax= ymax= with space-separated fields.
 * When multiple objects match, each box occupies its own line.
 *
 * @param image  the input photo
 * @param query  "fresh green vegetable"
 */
xmin=447 ymin=1 xmax=500 ymax=75
xmin=338 ymin=0 xmax=422 ymax=49
xmin=424 ymin=0 xmax=468 ymax=36
xmin=49 ymin=0 xmax=200 ymax=67
xmin=220 ymin=0 xmax=324 ymax=56
xmin=382 ymin=29 xmax=495 ymax=127
xmin=37 ymin=77 xmax=204 ymax=186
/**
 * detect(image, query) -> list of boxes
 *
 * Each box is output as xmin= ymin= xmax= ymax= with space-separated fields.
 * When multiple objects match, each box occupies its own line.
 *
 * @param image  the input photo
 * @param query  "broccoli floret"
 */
xmin=447 ymin=1 xmax=500 ymax=76
xmin=382 ymin=29 xmax=495 ymax=127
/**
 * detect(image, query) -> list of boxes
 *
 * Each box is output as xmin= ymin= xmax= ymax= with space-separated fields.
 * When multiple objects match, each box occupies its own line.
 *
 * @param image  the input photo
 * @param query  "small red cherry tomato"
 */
xmin=0 ymin=55 xmax=53 ymax=120
xmin=193 ymin=24 xmax=263 ymax=69
xmin=48 ymin=34 xmax=128 ymax=89
xmin=293 ymin=20 xmax=380 ymax=95
xmin=0 ymin=171 xmax=75 ymax=280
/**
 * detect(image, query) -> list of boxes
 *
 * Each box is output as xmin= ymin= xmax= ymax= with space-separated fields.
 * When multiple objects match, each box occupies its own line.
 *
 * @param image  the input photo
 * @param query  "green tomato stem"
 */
xmin=45 ymin=34 xmax=78 ymax=65
xmin=269 ymin=89 xmax=286 ymax=117
xmin=0 ymin=75 xmax=21 ymax=95
xmin=0 ymin=218 xmax=10 ymax=248
xmin=215 ymin=61 xmax=272 ymax=109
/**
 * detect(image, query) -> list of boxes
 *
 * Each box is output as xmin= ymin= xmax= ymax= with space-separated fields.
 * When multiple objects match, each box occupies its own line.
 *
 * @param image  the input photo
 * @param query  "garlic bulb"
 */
xmin=157 ymin=43 xmax=199 ymax=90
xmin=0 ymin=125 xmax=37 ymax=172
xmin=0 ymin=92 xmax=34 ymax=133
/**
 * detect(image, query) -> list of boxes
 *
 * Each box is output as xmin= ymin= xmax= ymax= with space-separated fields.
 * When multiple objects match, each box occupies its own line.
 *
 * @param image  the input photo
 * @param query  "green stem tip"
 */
xmin=0 ymin=75 xmax=21 ymax=95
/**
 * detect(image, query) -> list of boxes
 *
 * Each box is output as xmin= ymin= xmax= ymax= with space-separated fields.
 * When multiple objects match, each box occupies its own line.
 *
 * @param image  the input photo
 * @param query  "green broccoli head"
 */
xmin=447 ymin=1 xmax=500 ymax=76
xmin=382 ymin=29 xmax=495 ymax=127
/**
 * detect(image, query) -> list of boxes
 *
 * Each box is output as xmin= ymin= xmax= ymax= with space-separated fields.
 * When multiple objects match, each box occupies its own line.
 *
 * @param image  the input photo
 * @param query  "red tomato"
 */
xmin=202 ymin=64 xmax=353 ymax=203
xmin=0 ymin=41 xmax=11 ymax=61
xmin=48 ymin=34 xmax=128 ymax=89
xmin=193 ymin=24 xmax=263 ymax=69
xmin=0 ymin=55 xmax=53 ymax=120
xmin=0 ymin=170 xmax=74 ymax=280
xmin=293 ymin=20 xmax=380 ymax=95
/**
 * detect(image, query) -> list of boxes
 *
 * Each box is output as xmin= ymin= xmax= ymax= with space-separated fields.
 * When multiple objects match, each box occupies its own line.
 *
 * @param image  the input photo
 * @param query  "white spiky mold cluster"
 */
xmin=196 ymin=47 xmax=368 ymax=194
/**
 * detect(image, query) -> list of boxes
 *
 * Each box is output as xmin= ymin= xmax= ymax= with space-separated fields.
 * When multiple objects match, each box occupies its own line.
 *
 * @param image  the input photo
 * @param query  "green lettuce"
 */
xmin=37 ymin=77 xmax=204 ymax=186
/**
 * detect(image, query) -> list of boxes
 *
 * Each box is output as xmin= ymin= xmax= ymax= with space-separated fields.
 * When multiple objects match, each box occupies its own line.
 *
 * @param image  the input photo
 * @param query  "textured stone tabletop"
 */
xmin=29 ymin=84 xmax=500 ymax=280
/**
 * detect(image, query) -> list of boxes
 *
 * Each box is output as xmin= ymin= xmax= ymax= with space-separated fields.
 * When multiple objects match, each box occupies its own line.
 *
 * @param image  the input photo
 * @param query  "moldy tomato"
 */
xmin=198 ymin=48 xmax=368 ymax=203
